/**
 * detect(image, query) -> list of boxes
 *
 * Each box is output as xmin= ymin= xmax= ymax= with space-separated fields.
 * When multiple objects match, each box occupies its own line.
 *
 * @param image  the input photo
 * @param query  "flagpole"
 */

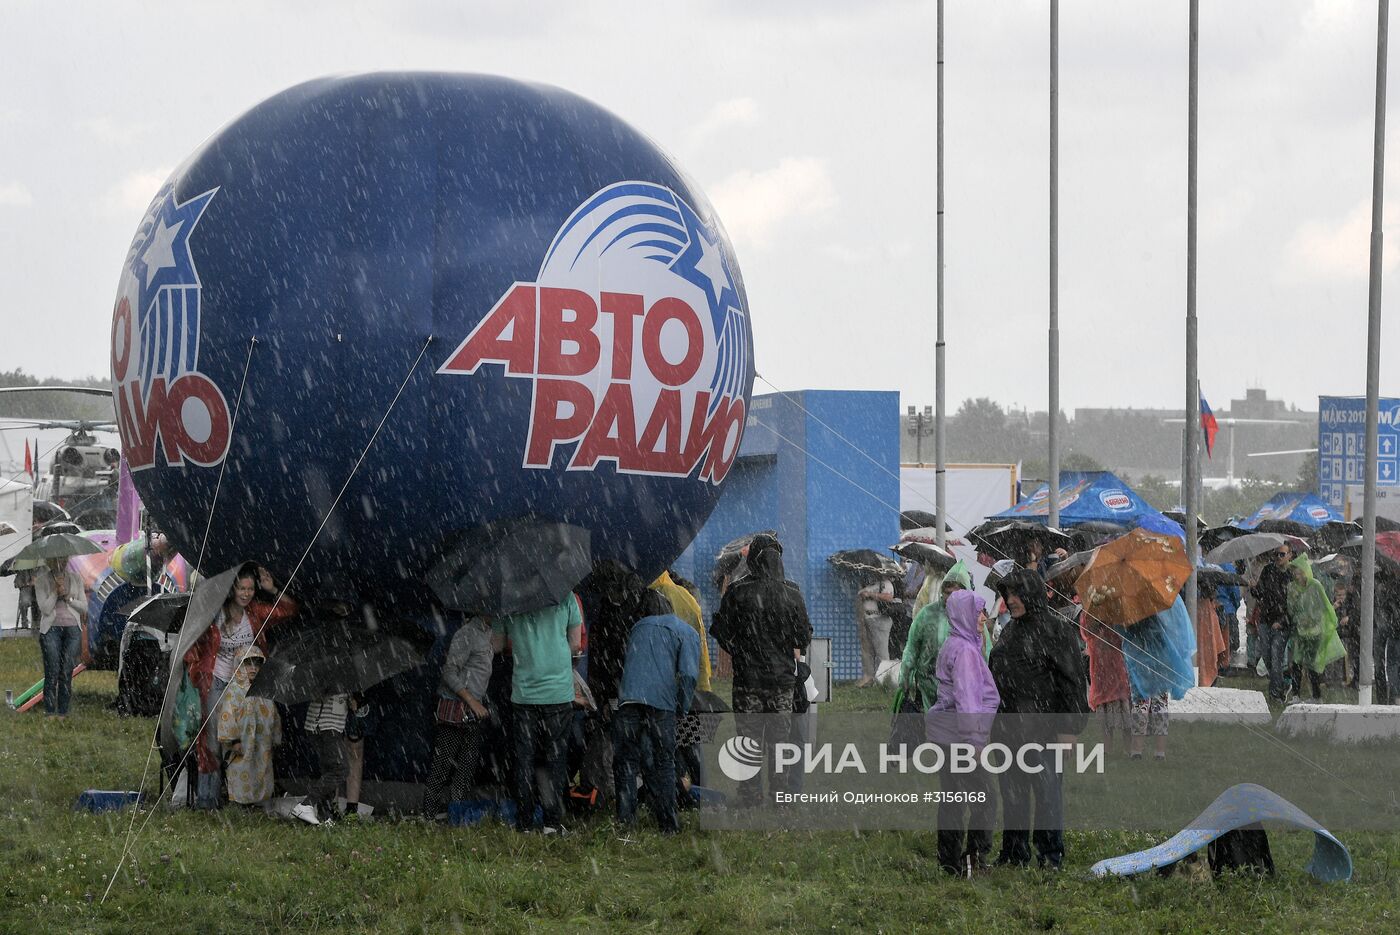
xmin=1048 ymin=0 xmax=1061 ymax=531
xmin=1359 ymin=0 xmax=1389 ymax=708
xmin=1184 ymin=0 xmax=1201 ymax=659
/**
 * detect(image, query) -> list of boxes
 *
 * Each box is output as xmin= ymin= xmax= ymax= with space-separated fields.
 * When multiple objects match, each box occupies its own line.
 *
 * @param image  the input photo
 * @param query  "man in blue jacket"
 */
xmin=613 ymin=589 xmax=700 ymax=833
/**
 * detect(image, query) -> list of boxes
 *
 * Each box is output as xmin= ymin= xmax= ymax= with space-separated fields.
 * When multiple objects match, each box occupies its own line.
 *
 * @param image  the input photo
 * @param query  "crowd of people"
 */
xmin=27 ymin=514 xmax=1390 ymax=874
xmin=168 ymin=559 xmax=723 ymax=833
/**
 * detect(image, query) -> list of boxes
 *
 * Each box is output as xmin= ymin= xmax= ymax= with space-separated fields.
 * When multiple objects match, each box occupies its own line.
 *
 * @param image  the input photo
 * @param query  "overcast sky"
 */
xmin=1 ymin=0 xmax=1396 ymax=413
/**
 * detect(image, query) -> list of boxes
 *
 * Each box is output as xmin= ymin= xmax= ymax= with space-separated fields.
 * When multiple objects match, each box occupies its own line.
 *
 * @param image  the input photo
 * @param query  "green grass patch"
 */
xmin=2 ymin=639 xmax=1398 ymax=933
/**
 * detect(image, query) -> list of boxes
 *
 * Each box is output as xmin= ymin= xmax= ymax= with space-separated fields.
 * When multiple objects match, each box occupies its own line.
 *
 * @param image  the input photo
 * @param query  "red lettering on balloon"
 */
xmin=635 ymin=388 xmax=685 ymax=474
xmin=570 ymin=383 xmax=638 ymax=471
xmin=524 ymin=378 xmax=596 ymax=468
xmin=111 ymin=298 xmax=132 ymax=382
xmin=642 ymin=298 xmax=703 ymax=387
xmin=599 ymin=292 xmax=644 ymax=381
xmin=536 ymin=288 xmax=600 ymax=377
xmin=438 ymin=284 xmax=537 ymax=376
xmin=442 ymin=284 xmax=747 ymax=486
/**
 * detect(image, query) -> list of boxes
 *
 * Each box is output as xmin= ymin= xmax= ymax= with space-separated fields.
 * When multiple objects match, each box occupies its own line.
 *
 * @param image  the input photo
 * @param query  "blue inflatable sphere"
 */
xmin=110 ymin=73 xmax=754 ymax=607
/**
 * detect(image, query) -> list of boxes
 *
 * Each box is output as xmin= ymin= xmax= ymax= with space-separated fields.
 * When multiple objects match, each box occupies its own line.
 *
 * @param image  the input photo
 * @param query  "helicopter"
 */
xmin=0 ymin=386 xmax=119 ymax=530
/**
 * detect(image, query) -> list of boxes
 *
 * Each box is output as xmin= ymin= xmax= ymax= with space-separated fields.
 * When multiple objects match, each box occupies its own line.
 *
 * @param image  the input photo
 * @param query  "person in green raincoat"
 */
xmin=1287 ymin=555 xmax=1346 ymax=701
xmin=895 ymin=561 xmax=991 ymax=713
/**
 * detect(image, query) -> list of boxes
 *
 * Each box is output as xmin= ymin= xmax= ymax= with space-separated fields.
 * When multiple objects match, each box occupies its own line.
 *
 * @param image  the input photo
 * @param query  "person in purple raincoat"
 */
xmin=926 ymin=590 xmax=1000 ymax=876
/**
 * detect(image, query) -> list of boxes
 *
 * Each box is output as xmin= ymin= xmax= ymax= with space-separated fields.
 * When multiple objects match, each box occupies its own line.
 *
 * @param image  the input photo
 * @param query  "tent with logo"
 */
xmin=1238 ymin=492 xmax=1341 ymax=530
xmin=989 ymin=471 xmax=1172 ymax=531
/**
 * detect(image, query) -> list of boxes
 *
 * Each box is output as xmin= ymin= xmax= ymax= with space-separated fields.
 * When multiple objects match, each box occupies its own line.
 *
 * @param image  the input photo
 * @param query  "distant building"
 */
xmin=901 ymin=388 xmax=1315 ymax=484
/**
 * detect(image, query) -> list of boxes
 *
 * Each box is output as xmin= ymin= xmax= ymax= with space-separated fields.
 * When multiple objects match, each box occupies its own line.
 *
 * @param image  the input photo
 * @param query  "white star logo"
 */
xmin=141 ymin=216 xmax=184 ymax=287
xmin=693 ymin=231 xmax=732 ymax=307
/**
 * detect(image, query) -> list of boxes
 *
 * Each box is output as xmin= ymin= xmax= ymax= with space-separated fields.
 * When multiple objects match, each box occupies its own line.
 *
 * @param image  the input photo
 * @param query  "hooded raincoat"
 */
xmin=1287 ymin=556 xmax=1347 ymax=675
xmin=925 ymin=591 xmax=1000 ymax=748
xmin=988 ymin=569 xmax=1090 ymax=733
xmin=215 ymin=651 xmax=281 ymax=804
xmin=897 ymin=560 xmax=987 ymax=711
xmin=712 ymin=534 xmax=813 ymax=696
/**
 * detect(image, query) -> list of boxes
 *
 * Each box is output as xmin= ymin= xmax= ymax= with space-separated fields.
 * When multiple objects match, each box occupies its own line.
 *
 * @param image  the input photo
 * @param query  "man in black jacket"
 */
xmin=988 ymin=568 xmax=1090 ymax=869
xmin=1254 ymin=546 xmax=1294 ymax=702
xmin=711 ymin=534 xmax=813 ymax=807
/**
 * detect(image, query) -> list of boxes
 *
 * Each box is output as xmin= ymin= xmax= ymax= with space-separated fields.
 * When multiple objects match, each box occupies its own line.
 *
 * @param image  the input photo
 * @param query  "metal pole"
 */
xmin=1184 ymin=0 xmax=1201 ymax=659
xmin=1360 ymin=0 xmax=1389 ymax=708
xmin=935 ymin=0 xmax=947 ymax=550
xmin=1048 ymin=0 xmax=1061 ymax=531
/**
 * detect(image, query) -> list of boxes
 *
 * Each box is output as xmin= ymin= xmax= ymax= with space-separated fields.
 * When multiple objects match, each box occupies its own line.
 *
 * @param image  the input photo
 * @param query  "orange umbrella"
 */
xmin=1075 ymin=529 xmax=1190 ymax=626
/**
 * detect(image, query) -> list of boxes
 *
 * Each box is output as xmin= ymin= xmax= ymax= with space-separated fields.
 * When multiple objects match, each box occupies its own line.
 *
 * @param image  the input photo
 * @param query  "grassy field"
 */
xmin=3 ymin=637 xmax=1399 ymax=934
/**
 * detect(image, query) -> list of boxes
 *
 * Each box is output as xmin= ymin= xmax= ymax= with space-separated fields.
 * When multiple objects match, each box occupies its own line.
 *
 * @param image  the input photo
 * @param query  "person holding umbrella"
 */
xmin=184 ymin=564 xmax=298 ymax=808
xmin=855 ymin=567 xmax=897 ymax=688
xmin=34 ymin=557 xmax=88 ymax=717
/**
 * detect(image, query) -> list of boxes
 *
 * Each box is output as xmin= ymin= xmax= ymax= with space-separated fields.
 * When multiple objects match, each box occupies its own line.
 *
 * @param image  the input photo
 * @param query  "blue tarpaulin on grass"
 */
xmin=1239 ymin=492 xmax=1342 ymax=529
xmin=992 ymin=471 xmax=1172 ymax=530
xmin=1090 ymin=782 xmax=1352 ymax=883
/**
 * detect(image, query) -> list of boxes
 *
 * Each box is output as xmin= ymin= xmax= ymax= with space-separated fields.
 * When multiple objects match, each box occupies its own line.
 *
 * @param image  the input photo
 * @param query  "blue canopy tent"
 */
xmin=1238 ymin=492 xmax=1342 ymax=530
xmin=992 ymin=471 xmax=1175 ymax=533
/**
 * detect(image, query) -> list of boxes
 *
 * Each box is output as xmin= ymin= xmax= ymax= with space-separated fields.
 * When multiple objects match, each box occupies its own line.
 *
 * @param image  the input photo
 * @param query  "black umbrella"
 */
xmin=828 ymin=548 xmax=903 ymax=578
xmin=428 ymin=518 xmax=592 ymax=615
xmin=968 ymin=520 xmax=1073 ymax=562
xmin=714 ymin=530 xmax=776 ymax=581
xmin=32 ymin=500 xmax=70 ymax=525
xmin=1338 ymin=536 xmax=1400 ymax=579
xmin=1162 ymin=510 xmax=1207 ymax=532
xmin=248 ymin=619 xmax=425 ymax=705
xmin=1197 ymin=567 xmax=1248 ymax=588
xmin=1201 ymin=524 xmax=1247 ymax=554
xmin=35 ymin=521 xmax=83 ymax=538
xmin=1069 ymin=521 xmax=1132 ymax=550
xmin=121 ymin=593 xmax=192 ymax=633
xmin=1045 ymin=549 xmax=1096 ymax=582
xmin=690 ymin=688 xmax=732 ymax=714
xmin=898 ymin=510 xmax=953 ymax=533
xmin=889 ymin=540 xmax=957 ymax=572
xmin=1252 ymin=518 xmax=1318 ymax=538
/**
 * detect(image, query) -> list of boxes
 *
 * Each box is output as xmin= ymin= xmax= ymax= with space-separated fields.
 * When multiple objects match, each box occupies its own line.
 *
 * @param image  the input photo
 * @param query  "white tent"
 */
xmin=0 ymin=476 xmax=34 ymax=631
xmin=900 ymin=463 xmax=1019 ymax=596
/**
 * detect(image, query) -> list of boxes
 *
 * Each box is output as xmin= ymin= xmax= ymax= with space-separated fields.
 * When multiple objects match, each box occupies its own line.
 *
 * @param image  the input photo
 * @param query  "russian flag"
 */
xmin=1200 ymin=394 xmax=1219 ymax=459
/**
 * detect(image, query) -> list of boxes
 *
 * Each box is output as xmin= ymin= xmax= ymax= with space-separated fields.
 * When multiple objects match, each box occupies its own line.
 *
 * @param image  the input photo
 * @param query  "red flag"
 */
xmin=23 ymin=439 xmax=32 ymax=478
xmin=1200 ymin=394 xmax=1219 ymax=459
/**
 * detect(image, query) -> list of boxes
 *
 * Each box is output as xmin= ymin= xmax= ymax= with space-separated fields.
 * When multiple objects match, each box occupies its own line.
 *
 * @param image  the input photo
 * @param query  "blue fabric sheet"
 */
xmin=1090 ymin=783 xmax=1352 ymax=883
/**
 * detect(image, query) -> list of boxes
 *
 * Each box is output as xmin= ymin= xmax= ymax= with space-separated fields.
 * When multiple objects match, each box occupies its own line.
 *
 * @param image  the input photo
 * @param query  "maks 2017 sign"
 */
xmin=1318 ymin=396 xmax=1400 ymax=507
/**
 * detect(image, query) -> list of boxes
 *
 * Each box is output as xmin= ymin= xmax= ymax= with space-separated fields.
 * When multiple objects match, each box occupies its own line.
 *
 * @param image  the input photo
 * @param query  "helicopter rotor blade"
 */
xmin=0 ymin=420 xmax=118 ymax=432
xmin=0 ymin=386 xmax=113 ymax=398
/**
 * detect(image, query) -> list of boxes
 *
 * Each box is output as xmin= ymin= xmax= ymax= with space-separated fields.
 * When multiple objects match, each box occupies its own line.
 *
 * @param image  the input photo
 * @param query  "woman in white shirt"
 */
xmin=34 ymin=558 xmax=88 ymax=717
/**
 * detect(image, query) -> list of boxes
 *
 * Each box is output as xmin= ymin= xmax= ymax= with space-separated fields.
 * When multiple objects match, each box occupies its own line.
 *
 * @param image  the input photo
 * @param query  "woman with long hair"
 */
xmin=184 ymin=563 xmax=297 ymax=808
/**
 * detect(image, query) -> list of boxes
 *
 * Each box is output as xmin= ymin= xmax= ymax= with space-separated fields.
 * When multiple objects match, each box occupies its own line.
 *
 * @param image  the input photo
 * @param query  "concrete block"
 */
xmin=1168 ymin=686 xmax=1272 ymax=724
xmin=1276 ymin=703 xmax=1400 ymax=742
